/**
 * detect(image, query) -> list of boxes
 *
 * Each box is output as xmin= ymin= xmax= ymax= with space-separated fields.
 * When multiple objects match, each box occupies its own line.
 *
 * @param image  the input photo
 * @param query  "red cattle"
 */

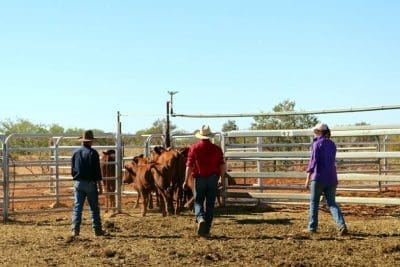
xmin=124 ymin=155 xmax=170 ymax=216
xmin=100 ymin=149 xmax=116 ymax=212
xmin=150 ymin=146 xmax=187 ymax=214
xmin=124 ymin=155 xmax=156 ymax=216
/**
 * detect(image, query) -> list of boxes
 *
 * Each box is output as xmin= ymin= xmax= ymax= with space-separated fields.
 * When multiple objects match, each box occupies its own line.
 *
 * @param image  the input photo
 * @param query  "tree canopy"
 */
xmin=251 ymin=99 xmax=319 ymax=130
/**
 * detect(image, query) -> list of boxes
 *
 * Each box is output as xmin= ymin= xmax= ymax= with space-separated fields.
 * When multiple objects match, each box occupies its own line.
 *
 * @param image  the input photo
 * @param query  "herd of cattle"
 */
xmin=100 ymin=147 xmax=232 ymax=216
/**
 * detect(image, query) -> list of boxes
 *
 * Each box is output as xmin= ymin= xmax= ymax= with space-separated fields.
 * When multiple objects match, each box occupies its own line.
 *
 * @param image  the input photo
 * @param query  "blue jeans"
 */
xmin=71 ymin=180 xmax=102 ymax=233
xmin=194 ymin=175 xmax=218 ymax=234
xmin=308 ymin=181 xmax=346 ymax=232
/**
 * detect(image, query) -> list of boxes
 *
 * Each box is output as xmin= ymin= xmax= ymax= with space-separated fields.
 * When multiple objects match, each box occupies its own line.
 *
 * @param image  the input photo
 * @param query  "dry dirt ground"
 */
xmin=1 ymin=203 xmax=400 ymax=266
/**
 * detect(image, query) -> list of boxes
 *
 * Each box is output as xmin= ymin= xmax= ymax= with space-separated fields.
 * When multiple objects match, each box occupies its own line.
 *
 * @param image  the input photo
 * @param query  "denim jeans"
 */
xmin=194 ymin=175 xmax=218 ymax=234
xmin=71 ymin=180 xmax=102 ymax=233
xmin=308 ymin=180 xmax=346 ymax=231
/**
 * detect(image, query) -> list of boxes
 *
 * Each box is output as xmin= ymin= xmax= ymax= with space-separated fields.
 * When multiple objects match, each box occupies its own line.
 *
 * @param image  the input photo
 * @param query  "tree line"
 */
xmin=1 ymin=99 xmax=371 ymax=149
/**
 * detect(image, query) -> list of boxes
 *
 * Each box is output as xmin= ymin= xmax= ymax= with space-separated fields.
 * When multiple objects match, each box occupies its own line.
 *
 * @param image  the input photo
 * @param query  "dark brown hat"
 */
xmin=78 ymin=130 xmax=97 ymax=142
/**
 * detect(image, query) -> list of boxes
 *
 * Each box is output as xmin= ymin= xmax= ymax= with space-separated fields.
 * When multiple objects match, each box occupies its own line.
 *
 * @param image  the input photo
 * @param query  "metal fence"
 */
xmin=222 ymin=125 xmax=400 ymax=205
xmin=2 ymin=124 xmax=400 ymax=221
xmin=0 ymin=133 xmax=161 ymax=221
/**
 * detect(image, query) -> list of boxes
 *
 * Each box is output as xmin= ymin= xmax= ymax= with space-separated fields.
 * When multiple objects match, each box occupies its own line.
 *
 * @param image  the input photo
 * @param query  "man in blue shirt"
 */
xmin=71 ymin=130 xmax=104 ymax=237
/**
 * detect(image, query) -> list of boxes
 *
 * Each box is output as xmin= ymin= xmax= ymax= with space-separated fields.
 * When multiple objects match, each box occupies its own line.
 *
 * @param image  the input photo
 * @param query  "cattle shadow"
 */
xmin=215 ymin=204 xmax=275 ymax=217
xmin=346 ymin=232 xmax=400 ymax=239
xmin=235 ymin=218 xmax=293 ymax=225
xmin=118 ymin=234 xmax=182 ymax=240
xmin=210 ymin=234 xmax=310 ymax=241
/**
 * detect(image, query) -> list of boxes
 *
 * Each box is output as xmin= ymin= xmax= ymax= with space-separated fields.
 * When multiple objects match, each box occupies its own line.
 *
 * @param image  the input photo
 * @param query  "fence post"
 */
xmin=116 ymin=111 xmax=123 ymax=213
xmin=2 ymin=137 xmax=9 ymax=222
xmin=221 ymin=133 xmax=227 ymax=207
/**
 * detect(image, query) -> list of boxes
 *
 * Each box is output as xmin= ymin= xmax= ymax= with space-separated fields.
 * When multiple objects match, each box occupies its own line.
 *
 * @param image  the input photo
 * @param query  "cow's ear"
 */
xmin=133 ymin=154 xmax=144 ymax=164
xmin=153 ymin=146 xmax=165 ymax=155
xmin=102 ymin=151 xmax=108 ymax=155
xmin=107 ymin=149 xmax=116 ymax=155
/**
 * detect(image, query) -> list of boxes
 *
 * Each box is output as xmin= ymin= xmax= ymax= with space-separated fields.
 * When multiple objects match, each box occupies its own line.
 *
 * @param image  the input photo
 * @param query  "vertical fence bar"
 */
xmin=3 ymin=137 xmax=10 ymax=222
xmin=221 ymin=133 xmax=227 ymax=207
xmin=116 ymin=111 xmax=123 ymax=213
xmin=54 ymin=137 xmax=61 ymax=205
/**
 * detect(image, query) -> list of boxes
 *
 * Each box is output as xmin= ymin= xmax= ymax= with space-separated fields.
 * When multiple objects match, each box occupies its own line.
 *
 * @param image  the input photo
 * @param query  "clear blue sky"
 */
xmin=1 ymin=1 xmax=399 ymax=134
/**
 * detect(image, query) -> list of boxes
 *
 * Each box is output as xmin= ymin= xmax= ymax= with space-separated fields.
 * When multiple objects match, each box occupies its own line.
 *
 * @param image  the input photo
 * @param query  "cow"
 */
xmin=150 ymin=146 xmax=186 ymax=214
xmin=100 ymin=149 xmax=116 ymax=212
xmin=124 ymin=155 xmax=156 ymax=216
xmin=124 ymin=155 xmax=170 ymax=216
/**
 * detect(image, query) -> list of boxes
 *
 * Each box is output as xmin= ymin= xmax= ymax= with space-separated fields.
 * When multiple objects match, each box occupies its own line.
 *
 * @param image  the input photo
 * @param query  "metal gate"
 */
xmin=1 ymin=133 xmax=120 ymax=221
xmin=221 ymin=125 xmax=400 ymax=205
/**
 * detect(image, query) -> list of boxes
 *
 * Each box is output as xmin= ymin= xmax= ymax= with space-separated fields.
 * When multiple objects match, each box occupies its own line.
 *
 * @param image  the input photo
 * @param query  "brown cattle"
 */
xmin=100 ymin=149 xmax=116 ymax=212
xmin=150 ymin=146 xmax=187 ymax=214
xmin=124 ymin=155 xmax=155 ymax=216
xmin=124 ymin=155 xmax=170 ymax=216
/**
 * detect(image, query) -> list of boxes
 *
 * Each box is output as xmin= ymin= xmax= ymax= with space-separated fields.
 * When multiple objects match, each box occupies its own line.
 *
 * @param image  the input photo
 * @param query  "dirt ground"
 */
xmin=1 ymin=202 xmax=400 ymax=266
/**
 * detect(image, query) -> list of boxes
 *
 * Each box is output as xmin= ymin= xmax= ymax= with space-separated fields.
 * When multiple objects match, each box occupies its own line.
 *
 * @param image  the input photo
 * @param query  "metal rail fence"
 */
xmin=2 ymin=124 xmax=400 ymax=221
xmin=0 ymin=133 xmax=158 ymax=221
xmin=222 ymin=125 xmax=400 ymax=205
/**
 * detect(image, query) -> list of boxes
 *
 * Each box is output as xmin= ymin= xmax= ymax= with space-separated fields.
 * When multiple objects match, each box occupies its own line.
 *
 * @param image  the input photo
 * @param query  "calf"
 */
xmin=124 ymin=155 xmax=170 ymax=216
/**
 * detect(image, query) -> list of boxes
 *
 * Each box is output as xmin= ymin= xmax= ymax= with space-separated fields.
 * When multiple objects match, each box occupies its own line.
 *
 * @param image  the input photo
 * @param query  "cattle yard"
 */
xmin=1 ymin=125 xmax=400 ymax=217
xmin=1 ymin=126 xmax=400 ymax=265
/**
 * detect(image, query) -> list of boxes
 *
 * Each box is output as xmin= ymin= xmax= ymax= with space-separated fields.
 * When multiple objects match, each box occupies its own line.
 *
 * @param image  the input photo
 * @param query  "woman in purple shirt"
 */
xmin=305 ymin=123 xmax=347 ymax=235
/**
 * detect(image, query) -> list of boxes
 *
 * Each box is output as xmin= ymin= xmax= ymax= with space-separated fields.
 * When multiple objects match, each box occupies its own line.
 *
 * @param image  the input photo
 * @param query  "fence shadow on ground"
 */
xmin=235 ymin=218 xmax=293 ymax=225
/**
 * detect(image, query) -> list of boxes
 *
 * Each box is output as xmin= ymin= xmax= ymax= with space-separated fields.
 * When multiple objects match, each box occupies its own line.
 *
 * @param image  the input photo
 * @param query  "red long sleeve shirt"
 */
xmin=186 ymin=139 xmax=225 ymax=177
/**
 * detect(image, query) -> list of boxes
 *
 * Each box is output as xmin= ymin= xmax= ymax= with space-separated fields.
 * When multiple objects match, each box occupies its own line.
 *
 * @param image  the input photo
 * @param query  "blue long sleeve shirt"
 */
xmin=306 ymin=136 xmax=338 ymax=186
xmin=71 ymin=145 xmax=102 ymax=181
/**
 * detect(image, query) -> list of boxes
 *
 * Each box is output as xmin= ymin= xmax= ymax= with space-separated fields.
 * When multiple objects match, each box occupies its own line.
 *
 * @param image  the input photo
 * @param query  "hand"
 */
xmin=304 ymin=181 xmax=309 ymax=190
xmin=217 ymin=178 xmax=223 ymax=189
xmin=182 ymin=181 xmax=187 ymax=190
xmin=98 ymin=186 xmax=103 ymax=195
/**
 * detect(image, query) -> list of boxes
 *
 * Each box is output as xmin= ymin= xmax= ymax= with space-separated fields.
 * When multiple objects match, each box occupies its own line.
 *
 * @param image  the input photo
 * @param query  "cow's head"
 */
xmin=123 ymin=154 xmax=143 ymax=184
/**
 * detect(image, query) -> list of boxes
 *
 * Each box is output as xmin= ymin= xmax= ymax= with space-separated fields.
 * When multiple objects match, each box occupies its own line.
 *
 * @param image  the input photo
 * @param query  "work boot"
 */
xmin=94 ymin=229 xmax=106 ymax=236
xmin=71 ymin=230 xmax=79 ymax=237
xmin=339 ymin=227 xmax=348 ymax=236
xmin=197 ymin=218 xmax=207 ymax=237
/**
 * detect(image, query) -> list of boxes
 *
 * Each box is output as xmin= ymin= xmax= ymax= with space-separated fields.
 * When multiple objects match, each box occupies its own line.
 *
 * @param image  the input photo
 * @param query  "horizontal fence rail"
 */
xmin=2 ymin=123 xmax=400 ymax=221
xmin=222 ymin=125 xmax=400 ymax=206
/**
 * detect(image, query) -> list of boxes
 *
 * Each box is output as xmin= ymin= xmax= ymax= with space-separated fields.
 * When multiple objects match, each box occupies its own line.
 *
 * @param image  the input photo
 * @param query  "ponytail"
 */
xmin=322 ymin=127 xmax=331 ymax=139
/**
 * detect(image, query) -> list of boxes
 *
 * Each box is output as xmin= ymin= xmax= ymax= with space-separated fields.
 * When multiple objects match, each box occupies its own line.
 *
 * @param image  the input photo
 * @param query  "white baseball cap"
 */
xmin=312 ymin=123 xmax=328 ymax=132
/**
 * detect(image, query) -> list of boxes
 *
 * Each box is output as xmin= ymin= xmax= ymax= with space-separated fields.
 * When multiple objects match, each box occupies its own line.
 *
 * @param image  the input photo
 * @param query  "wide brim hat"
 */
xmin=312 ymin=123 xmax=328 ymax=132
xmin=78 ymin=130 xmax=97 ymax=142
xmin=194 ymin=125 xmax=215 ymax=139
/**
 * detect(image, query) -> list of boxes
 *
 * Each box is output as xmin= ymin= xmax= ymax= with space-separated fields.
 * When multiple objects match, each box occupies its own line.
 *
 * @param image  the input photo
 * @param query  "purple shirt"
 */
xmin=306 ymin=136 xmax=338 ymax=186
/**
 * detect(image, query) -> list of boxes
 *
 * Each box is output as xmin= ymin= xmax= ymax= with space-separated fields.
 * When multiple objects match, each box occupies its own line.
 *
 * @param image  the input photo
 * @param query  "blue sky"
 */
xmin=1 ymin=1 xmax=399 ymax=134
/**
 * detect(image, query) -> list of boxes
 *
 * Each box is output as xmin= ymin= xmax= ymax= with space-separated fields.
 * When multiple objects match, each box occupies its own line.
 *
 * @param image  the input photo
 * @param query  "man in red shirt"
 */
xmin=183 ymin=125 xmax=226 ymax=238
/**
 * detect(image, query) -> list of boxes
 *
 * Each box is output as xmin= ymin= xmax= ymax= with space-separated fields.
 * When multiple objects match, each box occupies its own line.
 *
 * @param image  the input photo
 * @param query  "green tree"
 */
xmin=48 ymin=124 xmax=65 ymax=134
xmin=251 ymin=99 xmax=318 ymax=130
xmin=0 ymin=118 xmax=47 ymax=134
xmin=222 ymin=120 xmax=239 ymax=132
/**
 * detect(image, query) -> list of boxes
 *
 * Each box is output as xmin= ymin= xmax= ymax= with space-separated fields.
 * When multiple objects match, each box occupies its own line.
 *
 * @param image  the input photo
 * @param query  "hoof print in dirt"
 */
xmin=104 ymin=249 xmax=117 ymax=258
xmin=204 ymin=253 xmax=221 ymax=261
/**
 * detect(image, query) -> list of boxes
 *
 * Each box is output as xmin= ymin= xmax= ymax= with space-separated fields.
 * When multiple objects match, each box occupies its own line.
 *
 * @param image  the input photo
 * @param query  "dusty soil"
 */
xmin=1 ymin=203 xmax=400 ymax=266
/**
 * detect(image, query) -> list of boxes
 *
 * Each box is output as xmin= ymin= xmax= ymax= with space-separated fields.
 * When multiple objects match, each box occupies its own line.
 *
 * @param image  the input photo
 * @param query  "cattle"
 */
xmin=150 ymin=146 xmax=187 ymax=214
xmin=100 ymin=149 xmax=116 ymax=212
xmin=123 ymin=155 xmax=170 ymax=216
xmin=124 ymin=155 xmax=156 ymax=216
xmin=151 ymin=146 xmax=233 ymax=211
